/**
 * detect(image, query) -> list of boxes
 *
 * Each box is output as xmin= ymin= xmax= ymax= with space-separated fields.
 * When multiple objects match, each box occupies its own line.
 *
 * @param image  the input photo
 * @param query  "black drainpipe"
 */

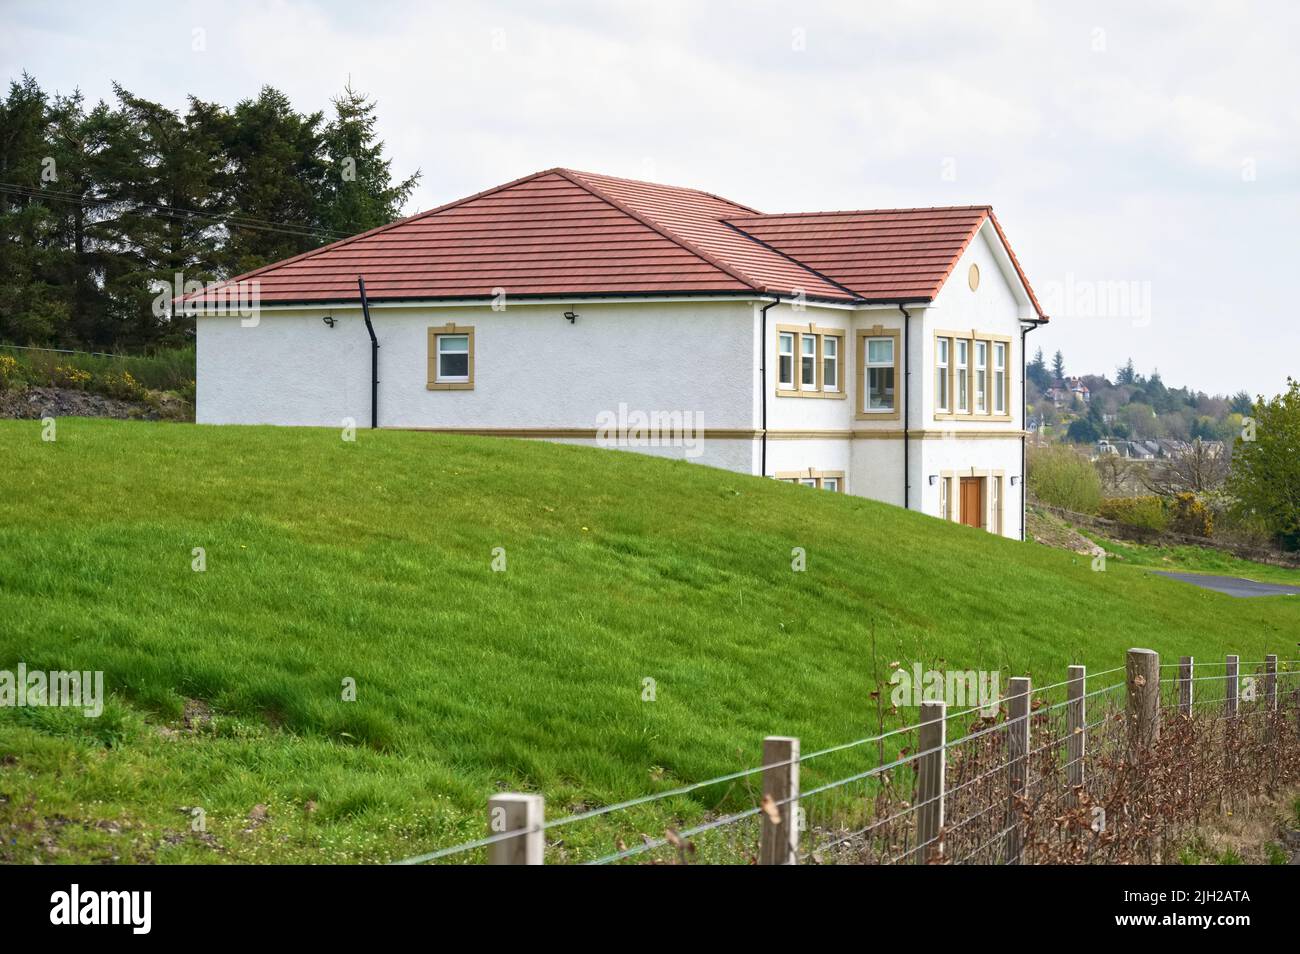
xmin=357 ymin=276 xmax=379 ymax=429
xmin=1019 ymin=318 xmax=1045 ymax=539
xmin=759 ymin=297 xmax=780 ymax=476
xmin=899 ymin=304 xmax=912 ymax=509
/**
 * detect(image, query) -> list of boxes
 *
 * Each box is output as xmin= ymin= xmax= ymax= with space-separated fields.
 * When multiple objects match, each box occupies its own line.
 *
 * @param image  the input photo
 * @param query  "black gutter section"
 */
xmin=899 ymin=304 xmax=912 ymax=508
xmin=1019 ymin=317 xmax=1047 ymax=540
xmin=357 ymin=276 xmax=379 ymax=429
xmin=759 ymin=297 xmax=780 ymax=476
xmin=183 ymin=288 xmax=907 ymax=313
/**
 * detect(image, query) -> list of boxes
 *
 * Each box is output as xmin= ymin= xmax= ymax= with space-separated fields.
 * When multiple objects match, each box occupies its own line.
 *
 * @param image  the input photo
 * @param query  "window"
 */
xmin=800 ymin=334 xmax=817 ymax=390
xmin=991 ymin=476 xmax=1002 ymax=534
xmin=778 ymin=332 xmax=794 ymax=389
xmin=975 ymin=341 xmax=987 ymax=413
xmin=993 ymin=342 xmax=1006 ymax=415
xmin=936 ymin=337 xmax=950 ymax=412
xmin=866 ymin=337 xmax=895 ymax=411
xmin=777 ymin=470 xmax=844 ymax=492
xmin=822 ymin=336 xmax=839 ymax=392
xmin=427 ymin=324 xmax=475 ymax=390
xmin=955 ymin=340 xmax=969 ymax=412
xmin=939 ymin=475 xmax=948 ymax=520
xmin=775 ymin=326 xmax=843 ymax=398
xmin=439 ymin=335 xmax=469 ymax=380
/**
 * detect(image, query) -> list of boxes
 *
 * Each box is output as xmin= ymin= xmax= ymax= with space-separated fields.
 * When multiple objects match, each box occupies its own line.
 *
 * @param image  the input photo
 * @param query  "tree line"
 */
xmin=0 ymin=73 xmax=420 ymax=350
xmin=1027 ymin=348 xmax=1253 ymax=445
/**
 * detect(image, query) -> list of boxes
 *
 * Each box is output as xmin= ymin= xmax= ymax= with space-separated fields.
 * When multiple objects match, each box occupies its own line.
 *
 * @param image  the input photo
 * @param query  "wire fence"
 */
xmin=393 ymin=652 xmax=1300 ymax=865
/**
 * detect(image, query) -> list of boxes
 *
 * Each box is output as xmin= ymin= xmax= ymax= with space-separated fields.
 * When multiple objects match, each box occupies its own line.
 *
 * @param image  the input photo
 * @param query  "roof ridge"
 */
xmin=727 ymin=204 xmax=994 ymax=220
xmin=556 ymin=169 xmax=770 ymax=293
xmin=558 ymin=167 xmax=761 ymax=215
xmin=182 ymin=168 xmax=571 ymax=300
xmin=720 ymin=220 xmax=862 ymax=301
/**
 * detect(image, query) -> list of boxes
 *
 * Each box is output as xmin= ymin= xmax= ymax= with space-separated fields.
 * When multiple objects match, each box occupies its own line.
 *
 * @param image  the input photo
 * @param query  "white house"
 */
xmin=186 ymin=168 xmax=1049 ymax=539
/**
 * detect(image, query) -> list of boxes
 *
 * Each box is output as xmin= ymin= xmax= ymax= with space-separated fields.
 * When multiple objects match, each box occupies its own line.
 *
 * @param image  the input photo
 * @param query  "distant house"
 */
xmin=1095 ymin=439 xmax=1223 ymax=462
xmin=184 ymin=167 xmax=1049 ymax=539
xmin=1047 ymin=377 xmax=1090 ymax=407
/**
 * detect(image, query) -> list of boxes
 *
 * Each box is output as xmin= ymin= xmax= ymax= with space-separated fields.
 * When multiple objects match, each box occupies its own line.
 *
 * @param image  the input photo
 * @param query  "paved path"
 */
xmin=1153 ymin=571 xmax=1300 ymax=598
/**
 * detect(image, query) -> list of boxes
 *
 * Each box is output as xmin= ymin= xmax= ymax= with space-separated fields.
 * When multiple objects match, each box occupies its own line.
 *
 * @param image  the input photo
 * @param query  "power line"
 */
xmin=0 ymin=181 xmax=351 ymax=242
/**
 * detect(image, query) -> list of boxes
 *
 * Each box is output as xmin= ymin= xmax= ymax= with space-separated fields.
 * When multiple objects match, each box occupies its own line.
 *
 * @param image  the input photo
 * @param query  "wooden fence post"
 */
xmin=1265 ymin=654 xmax=1278 ymax=711
xmin=915 ymin=701 xmax=946 ymax=864
xmin=487 ymin=793 xmax=544 ymax=865
xmin=1005 ymin=676 xmax=1031 ymax=864
xmin=759 ymin=736 xmax=800 ymax=865
xmin=1126 ymin=648 xmax=1160 ymax=765
xmin=1177 ymin=655 xmax=1194 ymax=717
xmin=1225 ymin=654 xmax=1239 ymax=717
xmin=1066 ymin=665 xmax=1085 ymax=806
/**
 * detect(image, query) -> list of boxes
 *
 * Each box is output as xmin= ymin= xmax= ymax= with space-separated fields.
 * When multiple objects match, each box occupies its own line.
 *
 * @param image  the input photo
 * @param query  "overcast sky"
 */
xmin=4 ymin=0 xmax=1296 ymax=396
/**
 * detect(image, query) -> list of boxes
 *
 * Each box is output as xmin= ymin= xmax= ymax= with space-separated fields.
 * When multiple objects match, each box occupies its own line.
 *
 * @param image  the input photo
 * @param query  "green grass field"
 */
xmin=1 ymin=419 xmax=1296 ymax=863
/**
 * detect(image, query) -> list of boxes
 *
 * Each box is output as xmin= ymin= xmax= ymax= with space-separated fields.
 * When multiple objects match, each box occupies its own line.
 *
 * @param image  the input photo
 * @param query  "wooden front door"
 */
xmin=959 ymin=476 xmax=984 ymax=528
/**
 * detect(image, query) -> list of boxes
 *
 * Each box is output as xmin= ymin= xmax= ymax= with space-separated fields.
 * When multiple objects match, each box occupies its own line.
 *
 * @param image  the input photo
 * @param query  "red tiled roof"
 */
xmin=725 ymin=207 xmax=1045 ymax=317
xmin=181 ymin=169 xmax=1042 ymax=317
xmin=562 ymin=170 xmax=852 ymax=302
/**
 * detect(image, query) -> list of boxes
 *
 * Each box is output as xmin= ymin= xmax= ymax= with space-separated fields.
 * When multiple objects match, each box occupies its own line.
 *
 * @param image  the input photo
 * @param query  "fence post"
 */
xmin=1177 ymin=655 xmax=1194 ymax=717
xmin=1066 ymin=665 xmax=1085 ymax=806
xmin=759 ymin=736 xmax=800 ymax=865
xmin=1225 ymin=654 xmax=1239 ymax=717
xmin=1005 ymin=676 xmax=1031 ymax=864
xmin=1265 ymin=654 xmax=1278 ymax=711
xmin=1126 ymin=648 xmax=1160 ymax=765
xmin=487 ymin=793 xmax=544 ymax=865
xmin=915 ymin=701 xmax=946 ymax=864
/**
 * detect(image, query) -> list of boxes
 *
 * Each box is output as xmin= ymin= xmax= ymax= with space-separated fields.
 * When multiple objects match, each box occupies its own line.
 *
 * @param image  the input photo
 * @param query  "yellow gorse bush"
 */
xmin=51 ymin=364 xmax=93 ymax=389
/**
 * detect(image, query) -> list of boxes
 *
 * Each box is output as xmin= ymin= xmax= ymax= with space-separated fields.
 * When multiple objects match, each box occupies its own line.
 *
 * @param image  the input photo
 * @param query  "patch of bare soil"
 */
xmin=1026 ymin=506 xmax=1107 ymax=557
xmin=0 ymin=385 xmax=192 ymax=421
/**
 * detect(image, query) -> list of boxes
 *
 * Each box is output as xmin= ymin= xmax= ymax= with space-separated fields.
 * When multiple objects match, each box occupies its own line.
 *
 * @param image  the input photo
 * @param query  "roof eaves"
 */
xmin=184 ymin=289 xmax=815 ymax=312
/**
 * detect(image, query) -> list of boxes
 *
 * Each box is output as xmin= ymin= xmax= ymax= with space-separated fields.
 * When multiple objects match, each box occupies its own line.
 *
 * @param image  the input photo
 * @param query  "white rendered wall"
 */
xmin=197 ymin=299 xmax=757 ymax=472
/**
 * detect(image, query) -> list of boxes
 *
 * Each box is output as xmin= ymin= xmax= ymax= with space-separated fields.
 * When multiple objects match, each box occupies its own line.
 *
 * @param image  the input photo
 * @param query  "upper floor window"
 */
xmin=955 ymin=340 xmax=969 ymax=412
xmin=993 ymin=342 xmax=1007 ymax=414
xmin=800 ymin=335 xmax=817 ymax=391
xmin=936 ymin=337 xmax=950 ymax=412
xmin=822 ymin=335 xmax=839 ymax=392
xmin=778 ymin=332 xmax=794 ymax=389
xmin=866 ymin=337 xmax=895 ymax=411
xmin=776 ymin=325 xmax=844 ymax=398
xmin=935 ymin=331 xmax=1011 ymax=419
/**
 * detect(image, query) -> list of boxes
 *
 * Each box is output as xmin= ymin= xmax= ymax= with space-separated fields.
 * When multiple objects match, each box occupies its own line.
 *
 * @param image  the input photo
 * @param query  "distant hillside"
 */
xmin=1027 ymin=350 xmax=1252 ymax=445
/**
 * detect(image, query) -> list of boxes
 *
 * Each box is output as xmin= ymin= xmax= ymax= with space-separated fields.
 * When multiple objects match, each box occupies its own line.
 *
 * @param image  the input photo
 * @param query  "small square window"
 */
xmin=429 ymin=325 xmax=475 ymax=389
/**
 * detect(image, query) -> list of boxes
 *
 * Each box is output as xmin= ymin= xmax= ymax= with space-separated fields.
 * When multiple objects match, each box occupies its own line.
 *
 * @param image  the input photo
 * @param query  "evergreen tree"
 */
xmin=318 ymin=84 xmax=420 ymax=237
xmin=1026 ymin=346 xmax=1051 ymax=390
xmin=1051 ymin=349 xmax=1065 ymax=383
xmin=1116 ymin=358 xmax=1136 ymax=386
xmin=98 ymin=86 xmax=228 ymax=344
xmin=0 ymin=73 xmax=62 ymax=342
xmin=220 ymin=86 xmax=328 ymax=276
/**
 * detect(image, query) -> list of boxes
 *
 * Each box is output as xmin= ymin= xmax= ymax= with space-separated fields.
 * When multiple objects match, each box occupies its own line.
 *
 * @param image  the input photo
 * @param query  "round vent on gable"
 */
xmin=968 ymin=263 xmax=980 ymax=291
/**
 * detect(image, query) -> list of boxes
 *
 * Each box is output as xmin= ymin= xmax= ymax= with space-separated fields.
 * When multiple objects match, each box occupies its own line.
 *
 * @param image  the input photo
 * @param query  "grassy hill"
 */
xmin=1 ymin=419 xmax=1295 ymax=863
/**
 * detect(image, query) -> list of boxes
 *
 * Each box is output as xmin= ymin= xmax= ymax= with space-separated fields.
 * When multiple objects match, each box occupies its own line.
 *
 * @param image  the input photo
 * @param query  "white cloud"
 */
xmin=2 ymin=0 xmax=1296 ymax=392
